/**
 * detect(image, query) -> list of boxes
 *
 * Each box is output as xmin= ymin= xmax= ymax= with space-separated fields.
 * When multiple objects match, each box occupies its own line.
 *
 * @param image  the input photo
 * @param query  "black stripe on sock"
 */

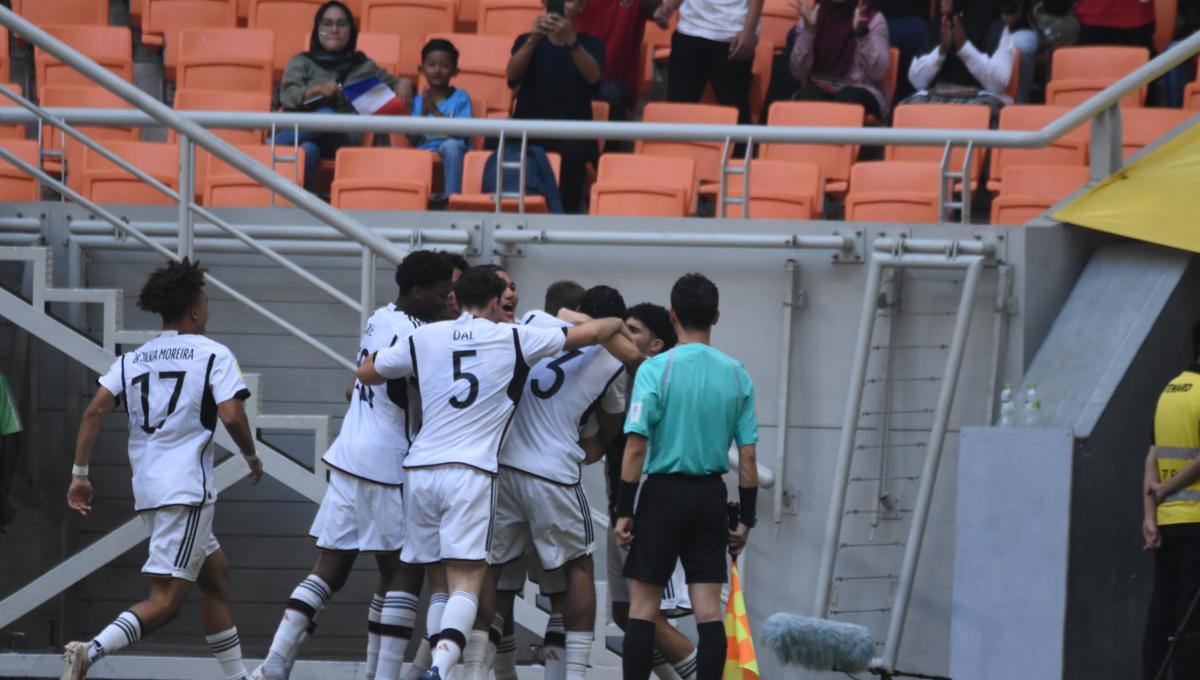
xmin=544 ymin=631 xmax=566 ymax=647
xmin=209 ymin=637 xmax=241 ymax=654
xmin=378 ymin=623 xmax=414 ymax=639
xmin=297 ymin=580 xmax=331 ymax=602
xmin=367 ymin=620 xmax=383 ymax=634
xmin=113 ymin=619 xmax=136 ymax=645
xmin=287 ymin=598 xmax=317 ymax=620
xmin=488 ymin=628 xmax=502 ymax=645
xmin=439 ymin=628 xmax=467 ymax=650
xmin=498 ymin=639 xmax=517 ymax=653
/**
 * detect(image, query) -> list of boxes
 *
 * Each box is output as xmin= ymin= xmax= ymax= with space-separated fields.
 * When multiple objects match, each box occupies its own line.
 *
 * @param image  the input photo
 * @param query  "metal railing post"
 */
xmin=360 ymin=247 xmax=375 ymax=332
xmin=773 ymin=259 xmax=798 ymax=527
xmin=177 ymin=139 xmax=194 ymax=259
xmin=1090 ymin=104 xmax=1124 ymax=182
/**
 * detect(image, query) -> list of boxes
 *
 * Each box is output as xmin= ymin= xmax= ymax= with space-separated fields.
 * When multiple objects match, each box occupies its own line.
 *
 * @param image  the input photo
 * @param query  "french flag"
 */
xmin=342 ymin=76 xmax=410 ymax=116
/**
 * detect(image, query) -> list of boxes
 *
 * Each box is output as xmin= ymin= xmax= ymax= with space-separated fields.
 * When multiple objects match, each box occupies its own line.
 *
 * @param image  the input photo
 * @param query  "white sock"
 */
xmin=206 ymin=627 xmax=248 ymax=680
xmin=564 ymin=631 xmax=592 ymax=680
xmin=673 ymin=650 xmax=697 ymax=679
xmin=460 ymin=630 xmax=490 ymax=679
xmin=544 ymin=614 xmax=566 ymax=680
xmin=430 ymin=591 xmax=479 ymax=675
xmin=404 ymin=637 xmax=433 ymax=680
xmin=652 ymin=651 xmax=682 ymax=680
xmin=88 ymin=610 xmax=142 ymax=663
xmin=376 ymin=591 xmax=418 ymax=680
xmin=264 ymin=574 xmax=332 ymax=678
xmin=494 ymin=635 xmax=518 ymax=680
xmin=366 ymin=594 xmax=385 ymax=680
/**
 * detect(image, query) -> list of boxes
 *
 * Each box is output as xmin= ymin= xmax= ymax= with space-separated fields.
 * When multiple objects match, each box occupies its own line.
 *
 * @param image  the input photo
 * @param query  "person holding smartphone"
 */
xmin=786 ymin=0 xmax=892 ymax=120
xmin=506 ymin=0 xmax=605 ymax=214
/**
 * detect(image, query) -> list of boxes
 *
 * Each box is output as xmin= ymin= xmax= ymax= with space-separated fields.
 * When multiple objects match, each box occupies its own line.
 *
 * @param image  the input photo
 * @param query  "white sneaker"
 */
xmin=60 ymin=641 xmax=90 ymax=680
xmin=248 ymin=665 xmax=266 ymax=680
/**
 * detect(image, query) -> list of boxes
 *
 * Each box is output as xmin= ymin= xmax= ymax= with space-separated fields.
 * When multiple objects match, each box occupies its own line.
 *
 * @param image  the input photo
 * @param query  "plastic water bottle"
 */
xmin=999 ymin=384 xmax=1015 ymax=426
xmin=1022 ymin=383 xmax=1041 ymax=426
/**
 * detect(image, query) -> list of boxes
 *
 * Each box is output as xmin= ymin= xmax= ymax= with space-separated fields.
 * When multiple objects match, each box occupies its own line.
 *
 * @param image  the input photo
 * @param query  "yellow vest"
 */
xmin=1153 ymin=368 xmax=1200 ymax=525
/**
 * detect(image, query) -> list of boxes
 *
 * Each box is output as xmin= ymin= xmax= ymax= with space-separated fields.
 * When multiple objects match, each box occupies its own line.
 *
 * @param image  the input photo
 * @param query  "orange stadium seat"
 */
xmin=172 ymin=88 xmax=270 ymax=198
xmin=177 ymin=28 xmax=275 ymax=95
xmin=35 ymin=25 xmax=133 ymax=101
xmin=1186 ymin=80 xmax=1200 ymax=110
xmin=759 ymin=0 xmax=798 ymax=55
xmin=426 ymin=33 xmax=513 ymax=117
xmin=637 ymin=102 xmax=737 ymax=190
xmin=0 ymin=28 xmax=9 ymax=83
xmin=142 ymin=0 xmax=238 ymax=80
xmin=590 ymin=153 xmax=695 ymax=217
xmin=363 ymin=0 xmax=456 ymax=79
xmin=0 ymin=139 xmax=41 ymax=201
xmin=845 ymin=161 xmax=941 ymax=223
xmin=639 ymin=15 xmax=675 ymax=95
xmin=477 ymin=0 xmax=541 ymax=37
xmin=247 ymin=0 xmax=327 ymax=79
xmin=1046 ymin=46 xmax=1149 ymax=108
xmin=41 ymin=86 xmax=139 ymax=190
xmin=718 ymin=159 xmax=822 ymax=220
xmin=881 ymin=46 xmax=899 ymax=116
xmin=0 ymin=83 xmax=26 ymax=139
xmin=331 ymin=148 xmax=434 ymax=210
xmin=357 ymin=33 xmax=403 ymax=76
xmin=457 ymin=0 xmax=481 ymax=30
xmin=1121 ymin=107 xmax=1192 ymax=159
xmin=12 ymin=0 xmax=108 ymax=27
xmin=988 ymin=105 xmax=1087 ymax=193
xmin=763 ymin=100 xmax=864 ymax=194
xmin=448 ymin=149 xmax=561 ymax=212
xmin=887 ymin=102 xmax=990 ymax=185
xmin=203 ymin=143 xmax=305 ymax=207
xmin=82 ymin=141 xmax=179 ymax=206
xmin=990 ymin=164 xmax=1089 ymax=225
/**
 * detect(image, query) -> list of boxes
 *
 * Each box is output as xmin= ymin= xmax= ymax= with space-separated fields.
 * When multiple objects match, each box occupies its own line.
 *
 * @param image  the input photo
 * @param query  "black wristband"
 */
xmin=738 ymin=486 xmax=758 ymax=527
xmin=616 ymin=479 xmax=639 ymax=518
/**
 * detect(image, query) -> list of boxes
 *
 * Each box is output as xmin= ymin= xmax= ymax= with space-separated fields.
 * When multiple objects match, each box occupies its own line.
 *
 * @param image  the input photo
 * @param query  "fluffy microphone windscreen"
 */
xmin=761 ymin=613 xmax=875 ymax=672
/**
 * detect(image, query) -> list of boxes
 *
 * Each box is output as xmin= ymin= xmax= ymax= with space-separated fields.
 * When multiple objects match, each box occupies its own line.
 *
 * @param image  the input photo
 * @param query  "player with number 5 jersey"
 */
xmin=356 ymin=267 xmax=632 ymax=680
xmin=62 ymin=259 xmax=262 ymax=680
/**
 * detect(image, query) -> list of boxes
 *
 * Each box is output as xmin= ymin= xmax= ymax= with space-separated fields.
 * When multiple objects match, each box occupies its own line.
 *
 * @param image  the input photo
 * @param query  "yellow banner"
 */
xmin=1053 ymin=119 xmax=1200 ymax=253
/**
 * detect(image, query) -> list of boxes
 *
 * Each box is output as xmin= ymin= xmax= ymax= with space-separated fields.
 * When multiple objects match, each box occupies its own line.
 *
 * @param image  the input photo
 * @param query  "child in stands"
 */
xmin=412 ymin=39 xmax=473 ymax=200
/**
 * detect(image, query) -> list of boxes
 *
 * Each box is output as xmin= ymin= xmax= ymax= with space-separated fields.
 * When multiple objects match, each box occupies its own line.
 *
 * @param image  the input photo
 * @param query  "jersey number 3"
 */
xmin=449 ymin=350 xmax=479 ymax=409
xmin=531 ymin=350 xmax=583 ymax=399
xmin=131 ymin=371 xmax=186 ymax=434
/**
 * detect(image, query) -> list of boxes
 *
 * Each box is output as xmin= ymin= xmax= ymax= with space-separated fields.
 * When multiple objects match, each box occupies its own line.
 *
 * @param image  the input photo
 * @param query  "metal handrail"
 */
xmin=0 ymin=30 xmax=1196 ymax=149
xmin=0 ymin=6 xmax=408 ymax=266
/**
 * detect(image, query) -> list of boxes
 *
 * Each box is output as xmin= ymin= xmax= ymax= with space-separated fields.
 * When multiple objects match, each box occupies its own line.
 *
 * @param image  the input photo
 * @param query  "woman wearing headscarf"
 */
xmin=787 ymin=0 xmax=892 ymax=120
xmin=275 ymin=0 xmax=413 ymax=187
xmin=906 ymin=0 xmax=1015 ymax=109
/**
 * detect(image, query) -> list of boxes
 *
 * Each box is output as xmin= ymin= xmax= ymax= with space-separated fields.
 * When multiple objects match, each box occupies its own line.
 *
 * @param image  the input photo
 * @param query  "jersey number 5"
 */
xmin=131 ymin=371 xmax=186 ymax=434
xmin=449 ymin=350 xmax=479 ymax=409
xmin=531 ymin=350 xmax=583 ymax=399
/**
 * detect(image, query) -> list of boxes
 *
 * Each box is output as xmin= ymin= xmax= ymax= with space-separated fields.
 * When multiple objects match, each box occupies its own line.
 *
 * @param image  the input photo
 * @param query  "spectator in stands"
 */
xmin=507 ymin=0 xmax=606 ymax=213
xmin=875 ymin=0 xmax=931 ymax=102
xmin=906 ymin=0 xmax=1015 ymax=114
xmin=275 ymin=0 xmax=414 ymax=188
xmin=786 ymin=0 xmax=892 ymax=121
xmin=411 ymin=39 xmax=472 ymax=199
xmin=0 ymin=371 xmax=21 ymax=533
xmin=1074 ymin=0 xmax=1155 ymax=50
xmin=656 ymin=0 xmax=762 ymax=124
xmin=576 ymin=0 xmax=667 ymax=122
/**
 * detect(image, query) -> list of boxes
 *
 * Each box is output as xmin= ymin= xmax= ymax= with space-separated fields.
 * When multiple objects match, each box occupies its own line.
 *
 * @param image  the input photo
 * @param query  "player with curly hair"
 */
xmin=61 ymin=258 xmax=262 ymax=680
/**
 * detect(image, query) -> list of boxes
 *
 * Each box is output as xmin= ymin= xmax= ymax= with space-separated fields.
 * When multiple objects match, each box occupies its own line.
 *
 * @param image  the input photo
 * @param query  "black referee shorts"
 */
xmin=623 ymin=474 xmax=728 ymax=586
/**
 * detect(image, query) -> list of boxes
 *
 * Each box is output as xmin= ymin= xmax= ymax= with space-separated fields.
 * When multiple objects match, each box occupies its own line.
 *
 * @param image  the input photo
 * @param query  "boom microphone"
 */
xmin=761 ymin=613 xmax=875 ymax=673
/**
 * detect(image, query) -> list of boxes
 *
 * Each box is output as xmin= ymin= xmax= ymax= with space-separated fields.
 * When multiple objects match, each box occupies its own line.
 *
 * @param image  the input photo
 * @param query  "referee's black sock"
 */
xmin=696 ymin=621 xmax=727 ymax=680
xmin=621 ymin=618 xmax=655 ymax=680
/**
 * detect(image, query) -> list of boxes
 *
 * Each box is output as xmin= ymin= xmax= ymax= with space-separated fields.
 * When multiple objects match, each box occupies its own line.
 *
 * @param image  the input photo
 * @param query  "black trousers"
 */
xmin=534 ymin=137 xmax=597 ymax=214
xmin=666 ymin=30 xmax=755 ymax=124
xmin=1078 ymin=22 xmax=1156 ymax=52
xmin=791 ymin=82 xmax=883 ymax=120
xmin=1143 ymin=524 xmax=1200 ymax=680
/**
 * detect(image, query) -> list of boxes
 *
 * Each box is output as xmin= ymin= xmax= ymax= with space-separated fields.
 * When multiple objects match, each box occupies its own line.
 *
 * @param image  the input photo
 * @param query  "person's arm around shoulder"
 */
xmin=558 ymin=308 xmax=644 ymax=371
xmin=357 ymin=342 xmax=415 ymax=386
xmin=563 ymin=317 xmax=626 ymax=351
xmin=729 ymin=363 xmax=759 ymax=556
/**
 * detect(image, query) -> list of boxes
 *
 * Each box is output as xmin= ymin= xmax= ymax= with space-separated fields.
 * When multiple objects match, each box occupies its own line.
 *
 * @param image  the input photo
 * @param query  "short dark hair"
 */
xmin=544 ymin=280 xmax=585 ymax=315
xmin=440 ymin=252 xmax=469 ymax=274
xmin=670 ymin=273 xmax=719 ymax=331
xmin=138 ymin=258 xmax=206 ymax=323
xmin=421 ymin=38 xmax=459 ymax=65
xmin=454 ymin=267 xmax=506 ymax=310
xmin=627 ymin=302 xmax=676 ymax=350
xmin=580 ymin=285 xmax=626 ymax=320
xmin=395 ymin=250 xmax=454 ymax=296
xmin=474 ymin=263 xmax=506 ymax=277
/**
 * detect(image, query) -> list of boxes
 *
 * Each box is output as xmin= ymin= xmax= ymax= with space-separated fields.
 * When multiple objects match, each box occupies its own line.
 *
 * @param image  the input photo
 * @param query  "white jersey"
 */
xmin=98 ymin=331 xmax=249 ymax=511
xmin=323 ymin=304 xmax=423 ymax=486
xmin=501 ymin=310 xmax=626 ymax=484
xmin=373 ymin=312 xmax=567 ymax=473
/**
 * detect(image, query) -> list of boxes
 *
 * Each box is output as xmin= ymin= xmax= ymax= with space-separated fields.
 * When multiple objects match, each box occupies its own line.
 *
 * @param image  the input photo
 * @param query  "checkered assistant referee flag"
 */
xmin=724 ymin=562 xmax=759 ymax=680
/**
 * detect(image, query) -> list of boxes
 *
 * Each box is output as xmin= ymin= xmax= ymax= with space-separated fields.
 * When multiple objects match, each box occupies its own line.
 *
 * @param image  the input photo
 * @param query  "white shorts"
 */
xmin=490 ymin=468 xmax=595 ymax=571
xmin=496 ymin=552 xmax=568 ymax=595
xmin=401 ymin=465 xmax=495 ymax=564
xmin=140 ymin=504 xmax=220 ymax=582
xmin=309 ymin=469 xmax=405 ymax=553
xmin=606 ymin=532 xmax=692 ymax=614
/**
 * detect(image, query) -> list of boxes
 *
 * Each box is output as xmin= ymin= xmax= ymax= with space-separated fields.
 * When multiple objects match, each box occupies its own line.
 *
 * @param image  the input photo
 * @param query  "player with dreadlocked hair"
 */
xmin=62 ymin=258 xmax=262 ymax=680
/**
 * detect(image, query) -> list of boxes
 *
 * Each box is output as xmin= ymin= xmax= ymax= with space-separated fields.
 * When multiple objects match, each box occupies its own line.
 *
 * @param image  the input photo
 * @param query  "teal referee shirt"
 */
xmin=624 ymin=343 xmax=758 ymax=475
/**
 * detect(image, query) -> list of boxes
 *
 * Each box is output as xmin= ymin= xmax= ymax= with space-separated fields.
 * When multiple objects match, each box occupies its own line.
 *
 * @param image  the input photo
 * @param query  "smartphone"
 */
xmin=546 ymin=0 xmax=565 ymax=17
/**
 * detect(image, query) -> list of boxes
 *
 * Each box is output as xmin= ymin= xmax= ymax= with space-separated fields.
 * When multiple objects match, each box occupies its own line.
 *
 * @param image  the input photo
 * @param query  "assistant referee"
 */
xmin=614 ymin=273 xmax=759 ymax=680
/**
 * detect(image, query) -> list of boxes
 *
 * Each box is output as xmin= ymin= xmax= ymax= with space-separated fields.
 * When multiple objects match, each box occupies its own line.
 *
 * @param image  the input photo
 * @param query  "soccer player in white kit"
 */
xmin=254 ymin=251 xmax=456 ymax=680
xmin=355 ymin=267 xmax=629 ymax=680
xmin=62 ymin=259 xmax=262 ymax=680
